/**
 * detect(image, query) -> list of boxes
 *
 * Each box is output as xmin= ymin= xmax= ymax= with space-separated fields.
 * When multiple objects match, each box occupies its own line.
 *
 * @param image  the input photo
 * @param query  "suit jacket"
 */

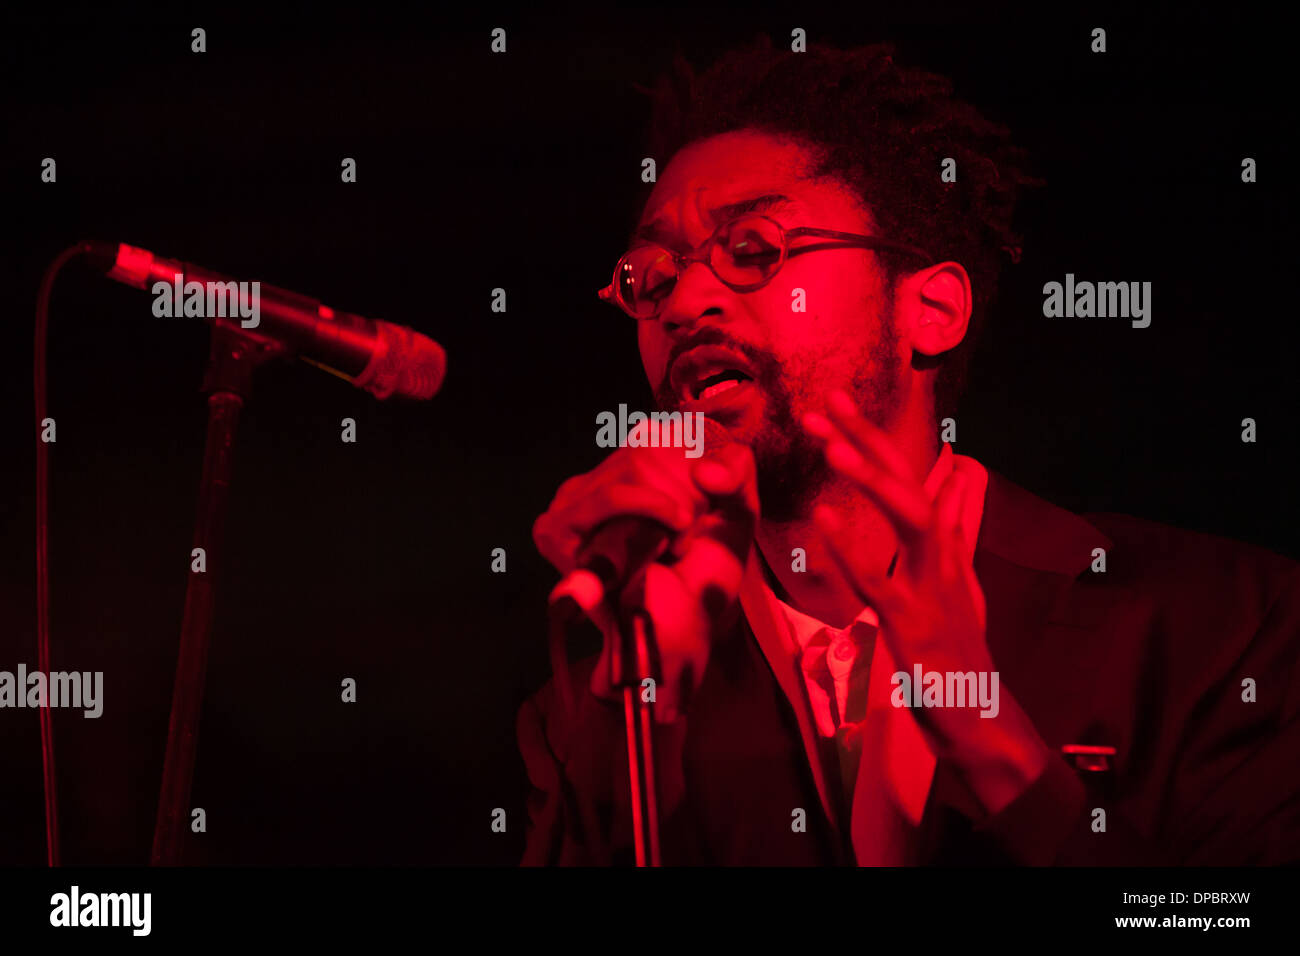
xmin=516 ymin=467 xmax=1300 ymax=865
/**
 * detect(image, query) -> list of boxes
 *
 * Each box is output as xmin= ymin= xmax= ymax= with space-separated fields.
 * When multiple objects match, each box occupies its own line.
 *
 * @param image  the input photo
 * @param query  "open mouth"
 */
xmin=691 ymin=369 xmax=754 ymax=401
xmin=670 ymin=345 xmax=759 ymax=406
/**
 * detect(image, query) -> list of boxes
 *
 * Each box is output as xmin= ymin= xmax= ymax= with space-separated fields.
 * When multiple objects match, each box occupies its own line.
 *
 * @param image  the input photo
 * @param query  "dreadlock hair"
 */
xmin=635 ymin=34 xmax=1043 ymax=421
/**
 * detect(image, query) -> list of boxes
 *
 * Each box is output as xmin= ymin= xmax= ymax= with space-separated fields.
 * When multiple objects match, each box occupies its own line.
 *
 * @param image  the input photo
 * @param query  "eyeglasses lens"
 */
xmin=616 ymin=215 xmax=785 ymax=317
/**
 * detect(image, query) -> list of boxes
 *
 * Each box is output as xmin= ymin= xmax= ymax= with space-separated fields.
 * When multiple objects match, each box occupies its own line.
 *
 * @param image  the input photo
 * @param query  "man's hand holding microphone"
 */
xmin=533 ymin=421 xmax=758 ymax=723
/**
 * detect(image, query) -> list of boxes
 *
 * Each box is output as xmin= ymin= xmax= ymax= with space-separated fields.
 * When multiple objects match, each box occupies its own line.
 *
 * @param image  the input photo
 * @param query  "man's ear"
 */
xmin=900 ymin=263 xmax=972 ymax=356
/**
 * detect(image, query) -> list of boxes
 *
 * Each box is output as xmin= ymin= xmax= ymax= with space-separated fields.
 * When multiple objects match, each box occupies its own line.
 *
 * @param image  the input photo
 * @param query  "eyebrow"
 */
xmin=631 ymin=193 xmax=796 ymax=248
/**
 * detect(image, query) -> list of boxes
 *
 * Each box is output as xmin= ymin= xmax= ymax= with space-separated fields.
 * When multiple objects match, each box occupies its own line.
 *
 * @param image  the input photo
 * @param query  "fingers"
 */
xmin=534 ymin=482 xmax=699 ymax=574
xmin=803 ymin=396 xmax=934 ymax=546
xmin=600 ymin=564 xmax=710 ymax=723
xmin=824 ymin=390 xmax=916 ymax=483
xmin=546 ymin=438 xmax=758 ymax=725
xmin=824 ymin=437 xmax=932 ymax=541
xmin=536 ymin=435 xmax=723 ymax=575
xmin=805 ymin=389 xmax=982 ymax=594
xmin=642 ymin=442 xmax=755 ymax=628
xmin=803 ymin=424 xmax=932 ymax=547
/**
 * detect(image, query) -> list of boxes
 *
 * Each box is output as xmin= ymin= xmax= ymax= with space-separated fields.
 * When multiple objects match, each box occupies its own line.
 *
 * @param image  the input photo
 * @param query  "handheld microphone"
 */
xmin=549 ymin=417 xmax=737 ymax=616
xmin=81 ymin=240 xmax=446 ymax=400
xmin=545 ymin=416 xmax=739 ymax=727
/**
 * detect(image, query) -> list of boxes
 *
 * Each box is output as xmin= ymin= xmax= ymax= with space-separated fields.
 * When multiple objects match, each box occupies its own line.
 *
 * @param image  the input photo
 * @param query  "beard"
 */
xmin=653 ymin=302 xmax=903 ymax=523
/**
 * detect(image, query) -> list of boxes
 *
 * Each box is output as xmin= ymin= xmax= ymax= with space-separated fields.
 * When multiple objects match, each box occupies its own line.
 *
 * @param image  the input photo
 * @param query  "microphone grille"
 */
xmin=356 ymin=322 xmax=447 ymax=400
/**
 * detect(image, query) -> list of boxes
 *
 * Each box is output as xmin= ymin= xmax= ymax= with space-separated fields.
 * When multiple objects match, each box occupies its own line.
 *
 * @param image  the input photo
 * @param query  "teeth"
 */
xmin=678 ymin=358 xmax=752 ymax=402
xmin=699 ymin=379 xmax=743 ymax=400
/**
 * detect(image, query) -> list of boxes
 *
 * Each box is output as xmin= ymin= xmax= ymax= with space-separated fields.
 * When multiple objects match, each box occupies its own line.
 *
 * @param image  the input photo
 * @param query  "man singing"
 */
xmin=517 ymin=37 xmax=1300 ymax=865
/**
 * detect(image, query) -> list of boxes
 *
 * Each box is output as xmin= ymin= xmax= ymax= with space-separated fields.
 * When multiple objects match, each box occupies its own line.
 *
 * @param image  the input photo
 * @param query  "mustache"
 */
xmin=654 ymin=327 xmax=778 ymax=408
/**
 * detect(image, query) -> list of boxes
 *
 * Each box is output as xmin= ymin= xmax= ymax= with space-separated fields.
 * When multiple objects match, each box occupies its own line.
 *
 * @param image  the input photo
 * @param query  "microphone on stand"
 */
xmin=82 ymin=240 xmax=446 ymax=400
xmin=546 ymin=416 xmax=738 ymax=729
xmin=64 ymin=240 xmax=447 ymax=864
xmin=549 ymin=416 xmax=738 ymax=620
xmin=544 ymin=416 xmax=737 ymax=867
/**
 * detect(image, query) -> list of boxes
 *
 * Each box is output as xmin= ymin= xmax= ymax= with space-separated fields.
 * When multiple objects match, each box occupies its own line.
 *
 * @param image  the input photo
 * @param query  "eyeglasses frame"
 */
xmin=597 ymin=213 xmax=935 ymax=319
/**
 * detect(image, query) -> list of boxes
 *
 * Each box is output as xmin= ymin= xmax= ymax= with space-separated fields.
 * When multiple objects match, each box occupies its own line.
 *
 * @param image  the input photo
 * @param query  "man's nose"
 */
xmin=658 ymin=260 xmax=730 ymax=335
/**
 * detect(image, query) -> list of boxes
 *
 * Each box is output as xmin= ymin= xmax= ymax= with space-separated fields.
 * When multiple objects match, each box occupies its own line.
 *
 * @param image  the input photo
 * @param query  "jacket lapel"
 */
xmin=849 ymin=633 xmax=939 ymax=864
xmin=738 ymin=550 xmax=846 ymax=847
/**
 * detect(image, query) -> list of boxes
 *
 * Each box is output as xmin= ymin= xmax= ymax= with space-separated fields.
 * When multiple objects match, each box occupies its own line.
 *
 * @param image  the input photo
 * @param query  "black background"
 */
xmin=2 ymin=2 xmax=1294 ymax=865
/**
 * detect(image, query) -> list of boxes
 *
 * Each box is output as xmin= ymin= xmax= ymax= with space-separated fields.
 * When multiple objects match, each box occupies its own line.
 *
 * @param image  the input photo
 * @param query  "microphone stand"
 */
xmin=612 ymin=575 xmax=662 ymax=867
xmin=150 ymin=322 xmax=280 ymax=865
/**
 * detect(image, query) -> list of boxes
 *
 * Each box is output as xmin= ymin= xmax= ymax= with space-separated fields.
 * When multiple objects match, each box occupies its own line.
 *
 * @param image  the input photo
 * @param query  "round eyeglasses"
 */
xmin=598 ymin=213 xmax=934 ymax=319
